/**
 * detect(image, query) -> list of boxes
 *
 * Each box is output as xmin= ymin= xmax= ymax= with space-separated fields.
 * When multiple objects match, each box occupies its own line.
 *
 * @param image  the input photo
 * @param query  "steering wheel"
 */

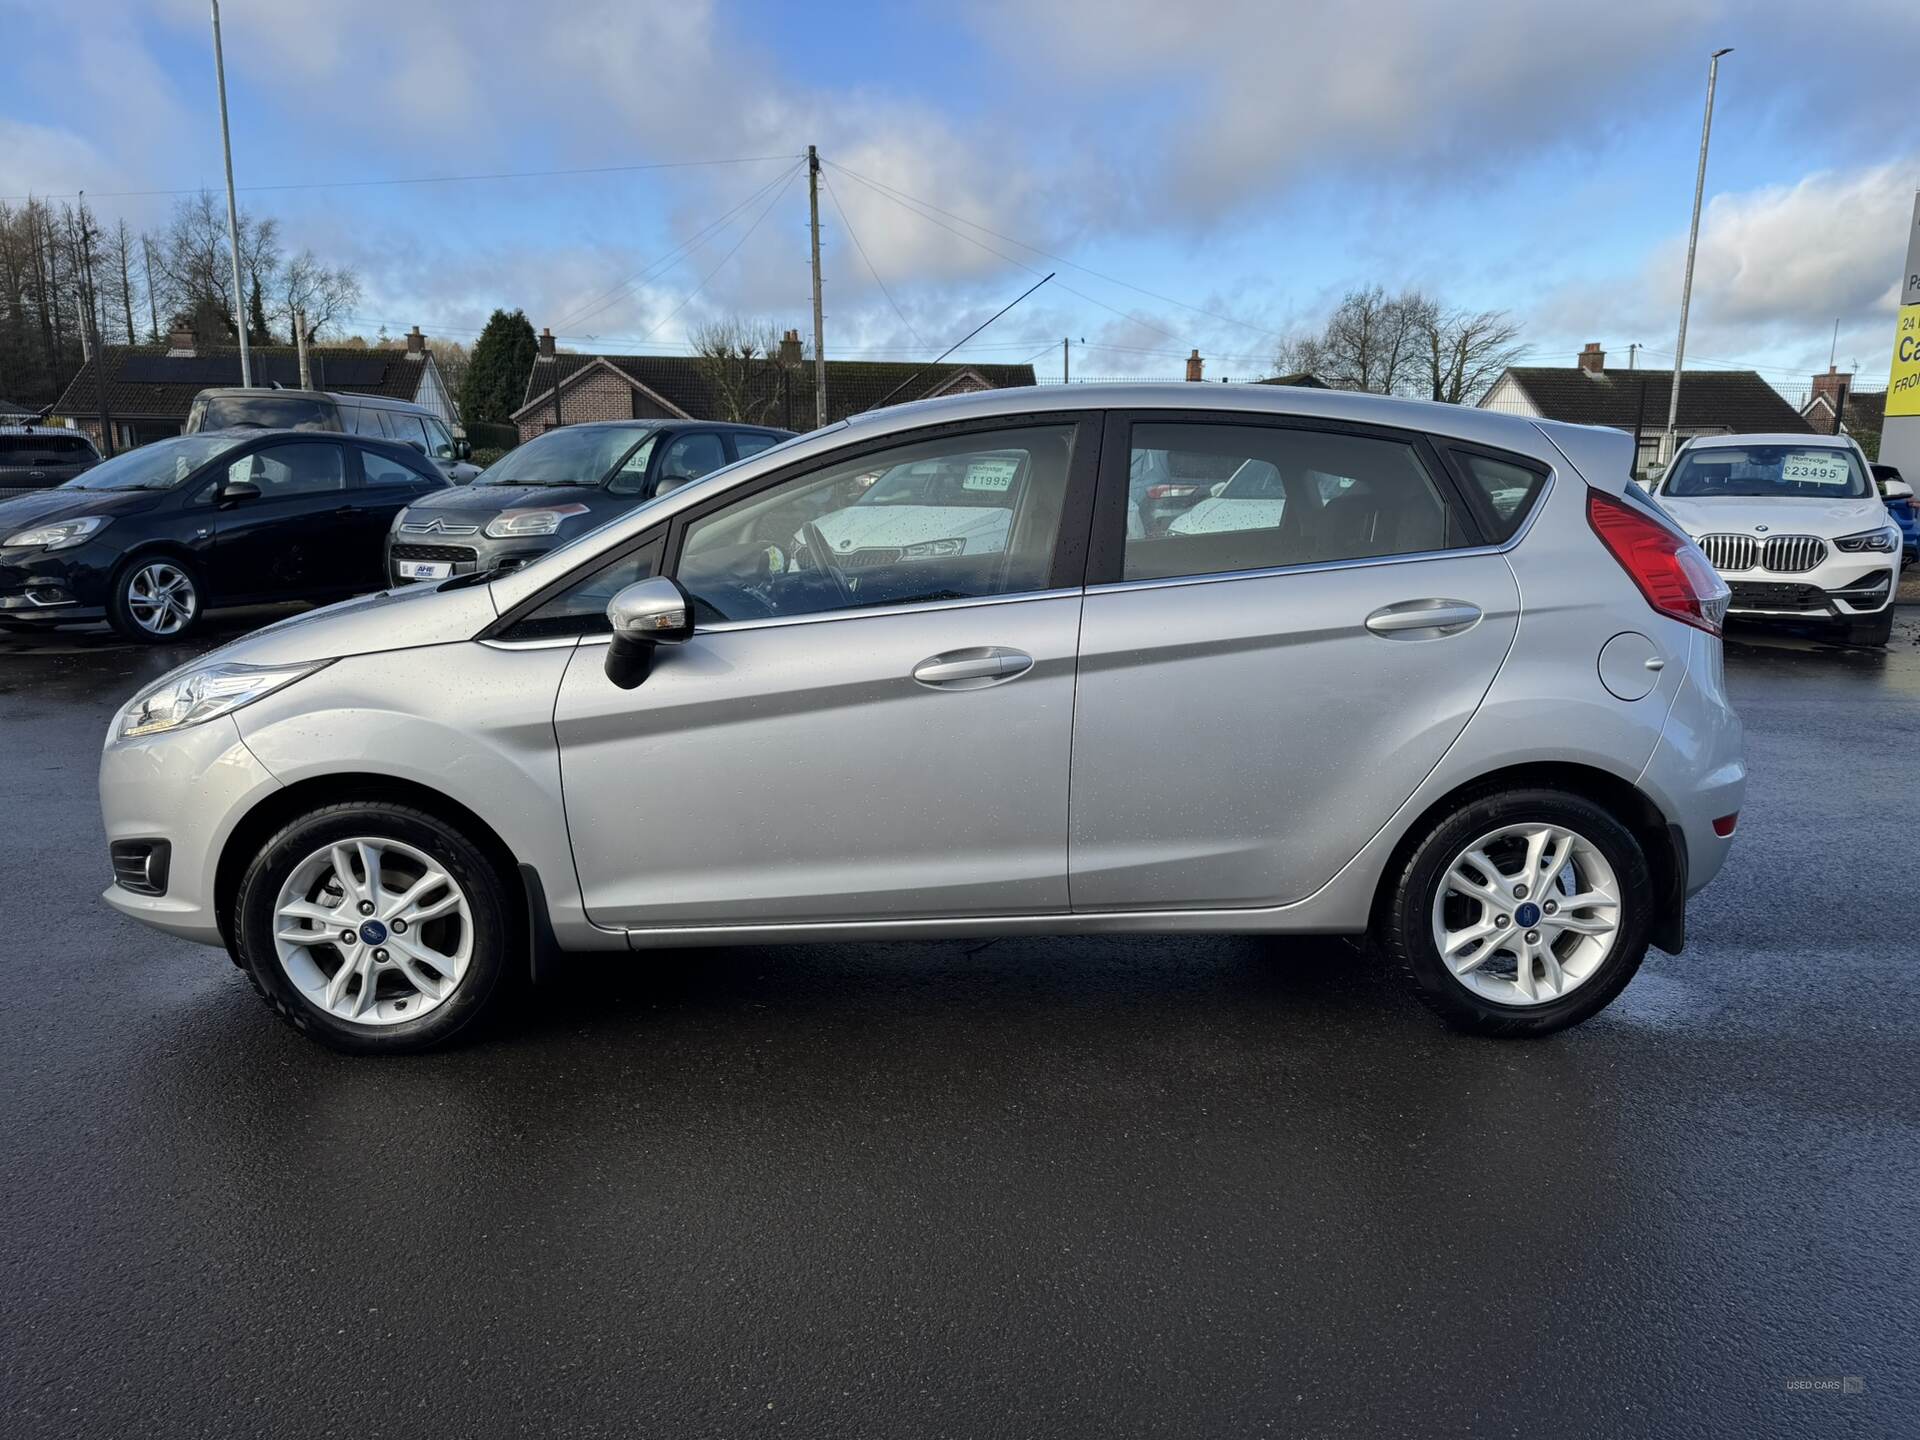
xmin=799 ymin=520 xmax=856 ymax=608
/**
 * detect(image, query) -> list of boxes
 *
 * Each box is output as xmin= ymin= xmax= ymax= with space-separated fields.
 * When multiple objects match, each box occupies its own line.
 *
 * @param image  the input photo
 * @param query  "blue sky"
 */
xmin=3 ymin=0 xmax=1916 ymax=397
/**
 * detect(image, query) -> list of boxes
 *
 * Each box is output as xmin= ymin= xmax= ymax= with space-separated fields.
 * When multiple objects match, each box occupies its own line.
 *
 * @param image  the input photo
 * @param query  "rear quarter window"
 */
xmin=1446 ymin=447 xmax=1548 ymax=542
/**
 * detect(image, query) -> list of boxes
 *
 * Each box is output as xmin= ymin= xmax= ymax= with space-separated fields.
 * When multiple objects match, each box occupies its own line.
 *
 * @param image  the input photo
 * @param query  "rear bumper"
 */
xmin=1637 ymin=629 xmax=1744 ymax=903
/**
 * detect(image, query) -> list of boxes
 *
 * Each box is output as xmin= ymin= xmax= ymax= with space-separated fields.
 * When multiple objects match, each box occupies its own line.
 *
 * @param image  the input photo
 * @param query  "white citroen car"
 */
xmin=1652 ymin=433 xmax=1902 ymax=646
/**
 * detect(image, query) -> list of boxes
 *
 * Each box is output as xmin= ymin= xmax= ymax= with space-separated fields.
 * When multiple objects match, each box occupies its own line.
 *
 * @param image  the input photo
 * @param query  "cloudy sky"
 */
xmin=4 ymin=0 xmax=1916 ymax=397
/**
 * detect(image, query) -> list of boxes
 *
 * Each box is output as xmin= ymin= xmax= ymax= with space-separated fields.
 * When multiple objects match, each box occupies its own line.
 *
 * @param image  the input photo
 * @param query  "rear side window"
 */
xmin=1121 ymin=422 xmax=1463 ymax=583
xmin=1448 ymin=448 xmax=1547 ymax=541
xmin=732 ymin=432 xmax=783 ymax=461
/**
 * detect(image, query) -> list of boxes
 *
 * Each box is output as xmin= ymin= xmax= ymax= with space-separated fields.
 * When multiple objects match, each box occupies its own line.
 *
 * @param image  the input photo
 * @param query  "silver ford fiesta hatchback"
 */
xmin=99 ymin=385 xmax=1744 ymax=1053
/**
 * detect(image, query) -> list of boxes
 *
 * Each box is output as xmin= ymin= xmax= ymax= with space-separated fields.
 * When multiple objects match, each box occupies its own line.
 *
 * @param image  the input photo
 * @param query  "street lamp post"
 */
xmin=210 ymin=0 xmax=250 ymax=387
xmin=1661 ymin=47 xmax=1732 ymax=466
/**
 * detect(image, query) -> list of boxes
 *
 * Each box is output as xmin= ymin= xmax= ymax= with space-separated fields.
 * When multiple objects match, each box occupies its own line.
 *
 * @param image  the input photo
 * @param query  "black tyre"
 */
xmin=1380 ymin=788 xmax=1653 ymax=1037
xmin=107 ymin=554 xmax=204 ymax=643
xmin=233 ymin=802 xmax=518 ymax=1055
xmin=1843 ymin=609 xmax=1893 ymax=647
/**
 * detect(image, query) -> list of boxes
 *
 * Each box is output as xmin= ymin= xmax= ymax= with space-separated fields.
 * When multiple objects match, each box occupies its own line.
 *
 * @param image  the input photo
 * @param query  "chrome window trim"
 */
xmin=1089 ymin=469 xmax=1555 ymax=598
xmin=567 ymin=585 xmax=1084 ymax=647
xmin=480 ymin=634 xmax=583 ymax=652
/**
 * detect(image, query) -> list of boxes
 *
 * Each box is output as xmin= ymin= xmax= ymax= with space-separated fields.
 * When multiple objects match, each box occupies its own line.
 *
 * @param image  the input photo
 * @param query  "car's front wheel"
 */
xmin=108 ymin=555 xmax=203 ymax=642
xmin=1381 ymin=788 xmax=1652 ymax=1037
xmin=233 ymin=802 xmax=516 ymax=1054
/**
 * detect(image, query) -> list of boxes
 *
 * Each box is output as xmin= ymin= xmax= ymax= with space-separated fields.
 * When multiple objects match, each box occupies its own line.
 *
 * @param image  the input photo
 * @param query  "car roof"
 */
xmin=543 ymin=419 xmax=790 ymax=434
xmin=0 ymin=424 xmax=95 ymax=439
xmin=192 ymin=386 xmax=438 ymax=414
xmin=841 ymin=381 xmax=1595 ymax=456
xmin=1681 ymin=432 xmax=1855 ymax=450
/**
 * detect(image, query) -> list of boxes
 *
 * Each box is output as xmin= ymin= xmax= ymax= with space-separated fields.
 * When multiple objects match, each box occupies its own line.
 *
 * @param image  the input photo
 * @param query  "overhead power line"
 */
xmin=818 ymin=167 xmax=926 ymax=348
xmin=2 ymin=153 xmax=805 ymax=204
xmin=549 ymin=160 xmax=804 ymax=333
xmin=822 ymin=157 xmax=1289 ymax=343
xmin=631 ymin=163 xmax=805 ymax=346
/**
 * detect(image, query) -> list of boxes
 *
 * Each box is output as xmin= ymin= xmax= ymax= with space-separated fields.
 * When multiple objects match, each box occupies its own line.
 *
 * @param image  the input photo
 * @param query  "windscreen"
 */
xmin=189 ymin=394 xmax=335 ymax=431
xmin=476 ymin=426 xmax=651 ymax=487
xmin=68 ymin=434 xmax=246 ymax=490
xmin=1664 ymin=445 xmax=1870 ymax=499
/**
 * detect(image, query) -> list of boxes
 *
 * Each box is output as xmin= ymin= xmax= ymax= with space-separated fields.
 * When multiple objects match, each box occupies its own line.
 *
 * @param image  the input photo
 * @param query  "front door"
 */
xmin=208 ymin=439 xmax=358 ymax=601
xmin=551 ymin=418 xmax=1097 ymax=930
xmin=1068 ymin=414 xmax=1524 ymax=911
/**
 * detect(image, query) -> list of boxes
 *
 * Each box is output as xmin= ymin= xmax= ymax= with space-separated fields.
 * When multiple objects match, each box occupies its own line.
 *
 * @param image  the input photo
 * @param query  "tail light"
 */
xmin=1587 ymin=490 xmax=1730 ymax=635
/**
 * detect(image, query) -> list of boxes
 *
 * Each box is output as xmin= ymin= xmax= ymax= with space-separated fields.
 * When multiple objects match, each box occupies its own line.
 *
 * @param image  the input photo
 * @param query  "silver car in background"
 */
xmin=99 ymin=385 xmax=1744 ymax=1054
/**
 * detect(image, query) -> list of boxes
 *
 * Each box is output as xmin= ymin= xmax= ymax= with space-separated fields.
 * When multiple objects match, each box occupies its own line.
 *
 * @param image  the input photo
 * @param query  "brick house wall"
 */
xmin=518 ymin=367 xmax=682 ymax=442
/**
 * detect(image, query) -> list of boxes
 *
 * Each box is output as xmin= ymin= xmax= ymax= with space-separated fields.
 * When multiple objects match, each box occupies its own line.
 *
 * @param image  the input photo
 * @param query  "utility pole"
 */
xmin=808 ymin=145 xmax=826 ymax=428
xmin=76 ymin=199 xmax=114 ymax=456
xmin=294 ymin=309 xmax=311 ymax=389
xmin=1662 ymin=46 xmax=1732 ymax=465
xmin=1628 ymin=342 xmax=1638 ymax=370
xmin=210 ymin=0 xmax=251 ymax=387
xmin=1063 ymin=338 xmax=1070 ymax=385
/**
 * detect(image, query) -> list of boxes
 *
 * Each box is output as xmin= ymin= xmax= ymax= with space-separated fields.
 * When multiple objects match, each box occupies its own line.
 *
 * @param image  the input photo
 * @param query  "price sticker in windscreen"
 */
xmin=962 ymin=457 xmax=1020 ymax=492
xmin=1779 ymin=452 xmax=1853 ymax=486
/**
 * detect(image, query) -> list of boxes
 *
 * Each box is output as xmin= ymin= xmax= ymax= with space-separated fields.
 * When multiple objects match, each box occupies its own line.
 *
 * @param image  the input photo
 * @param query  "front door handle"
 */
xmin=911 ymin=647 xmax=1034 ymax=690
xmin=1364 ymin=599 xmax=1482 ymax=637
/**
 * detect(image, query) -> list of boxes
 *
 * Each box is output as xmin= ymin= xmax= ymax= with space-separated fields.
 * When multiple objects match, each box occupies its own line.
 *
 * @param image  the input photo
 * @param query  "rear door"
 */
xmin=208 ymin=438 xmax=359 ymax=601
xmin=347 ymin=442 xmax=443 ymax=590
xmin=1067 ymin=412 xmax=1523 ymax=911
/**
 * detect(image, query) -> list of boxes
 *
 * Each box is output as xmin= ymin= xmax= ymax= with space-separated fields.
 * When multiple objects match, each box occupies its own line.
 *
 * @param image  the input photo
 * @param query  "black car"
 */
xmin=387 ymin=420 xmax=791 ymax=585
xmin=1 ymin=425 xmax=101 ymax=491
xmin=0 ymin=429 xmax=446 ymax=642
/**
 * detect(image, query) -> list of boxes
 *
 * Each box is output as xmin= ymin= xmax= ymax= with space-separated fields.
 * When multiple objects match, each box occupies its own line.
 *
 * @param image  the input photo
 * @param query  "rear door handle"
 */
xmin=911 ymin=647 xmax=1034 ymax=689
xmin=1364 ymin=599 xmax=1482 ymax=637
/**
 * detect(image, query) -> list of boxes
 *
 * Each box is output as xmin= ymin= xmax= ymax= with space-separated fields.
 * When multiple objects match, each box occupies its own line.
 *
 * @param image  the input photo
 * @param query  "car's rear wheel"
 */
xmin=1843 ymin=609 xmax=1893 ymax=647
xmin=1381 ymin=788 xmax=1652 ymax=1037
xmin=233 ymin=802 xmax=516 ymax=1054
xmin=108 ymin=555 xmax=203 ymax=642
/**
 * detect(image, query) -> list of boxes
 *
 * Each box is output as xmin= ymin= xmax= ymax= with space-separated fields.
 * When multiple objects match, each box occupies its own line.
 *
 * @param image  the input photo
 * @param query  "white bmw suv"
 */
xmin=1652 ymin=433 xmax=1902 ymax=646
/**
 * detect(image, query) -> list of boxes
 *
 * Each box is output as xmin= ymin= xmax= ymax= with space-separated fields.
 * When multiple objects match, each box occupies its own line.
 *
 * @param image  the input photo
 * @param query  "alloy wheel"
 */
xmin=1429 ymin=822 xmax=1622 ymax=1007
xmin=125 ymin=561 xmax=197 ymax=636
xmin=272 ymin=836 xmax=475 ymax=1026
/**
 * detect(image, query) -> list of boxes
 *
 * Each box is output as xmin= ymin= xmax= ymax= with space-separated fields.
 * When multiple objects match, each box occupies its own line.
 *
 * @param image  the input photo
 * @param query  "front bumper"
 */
xmin=98 ymin=714 xmax=282 ymax=946
xmin=1713 ymin=560 xmax=1898 ymax=621
xmin=386 ymin=534 xmax=556 ymax=586
xmin=0 ymin=540 xmax=115 ymax=622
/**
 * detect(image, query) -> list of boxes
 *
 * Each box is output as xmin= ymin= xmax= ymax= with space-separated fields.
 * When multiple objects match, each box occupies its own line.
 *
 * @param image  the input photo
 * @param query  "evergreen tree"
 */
xmin=247 ymin=275 xmax=272 ymax=347
xmin=459 ymin=308 xmax=538 ymax=426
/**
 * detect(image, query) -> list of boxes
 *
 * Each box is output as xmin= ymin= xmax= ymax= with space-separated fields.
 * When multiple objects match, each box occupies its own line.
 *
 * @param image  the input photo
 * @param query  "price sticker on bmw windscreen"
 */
xmin=1779 ymin=453 xmax=1853 ymax=486
xmin=962 ymin=457 xmax=1019 ymax=491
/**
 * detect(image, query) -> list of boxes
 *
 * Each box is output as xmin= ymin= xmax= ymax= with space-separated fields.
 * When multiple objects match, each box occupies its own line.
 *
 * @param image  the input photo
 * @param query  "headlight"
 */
xmin=898 ymin=537 xmax=966 ymax=560
xmin=485 ymin=504 xmax=589 ymax=539
xmin=4 ymin=515 xmax=107 ymax=550
xmin=114 ymin=659 xmax=332 ymax=741
xmin=1834 ymin=526 xmax=1898 ymax=553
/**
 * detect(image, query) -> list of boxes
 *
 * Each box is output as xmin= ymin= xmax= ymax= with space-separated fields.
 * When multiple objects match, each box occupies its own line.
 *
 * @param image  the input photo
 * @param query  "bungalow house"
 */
xmin=53 ymin=324 xmax=457 ymax=452
xmin=1799 ymin=366 xmax=1886 ymax=454
xmin=512 ymin=328 xmax=1036 ymax=441
xmin=1480 ymin=343 xmax=1810 ymax=477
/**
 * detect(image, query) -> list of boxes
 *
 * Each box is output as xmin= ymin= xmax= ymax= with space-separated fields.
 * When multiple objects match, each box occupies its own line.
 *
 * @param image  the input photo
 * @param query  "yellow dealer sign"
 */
xmin=1892 ymin=305 xmax=1920 ymax=418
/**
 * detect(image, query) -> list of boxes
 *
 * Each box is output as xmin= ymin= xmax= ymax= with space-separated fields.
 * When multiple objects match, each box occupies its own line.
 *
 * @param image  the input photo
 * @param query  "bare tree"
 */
xmin=278 ymin=250 xmax=361 ymax=339
xmin=1273 ymin=286 xmax=1434 ymax=395
xmin=1418 ymin=307 xmax=1525 ymax=405
xmin=690 ymin=317 xmax=790 ymax=424
xmin=152 ymin=190 xmax=282 ymax=341
xmin=110 ymin=220 xmax=138 ymax=345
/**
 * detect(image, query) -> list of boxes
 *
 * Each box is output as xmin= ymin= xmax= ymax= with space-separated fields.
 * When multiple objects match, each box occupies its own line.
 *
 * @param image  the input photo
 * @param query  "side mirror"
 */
xmin=604 ymin=576 xmax=694 ymax=689
xmin=219 ymin=478 xmax=261 ymax=507
xmin=404 ymin=439 xmax=426 ymax=455
xmin=455 ymin=439 xmax=472 ymax=460
xmin=1884 ymin=479 xmax=1913 ymax=501
xmin=1209 ymin=481 xmax=1228 ymax=498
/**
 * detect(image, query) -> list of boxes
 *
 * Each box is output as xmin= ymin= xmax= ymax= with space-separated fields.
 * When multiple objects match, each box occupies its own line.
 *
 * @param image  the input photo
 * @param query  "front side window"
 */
xmin=1122 ymin=423 xmax=1460 ymax=582
xmin=1663 ymin=444 xmax=1870 ymax=499
xmin=228 ymin=442 xmax=346 ymax=498
xmin=422 ymin=417 xmax=457 ymax=460
xmin=676 ymin=424 xmax=1077 ymax=622
xmin=657 ymin=432 xmax=728 ymax=485
xmin=506 ymin=539 xmax=663 ymax=640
